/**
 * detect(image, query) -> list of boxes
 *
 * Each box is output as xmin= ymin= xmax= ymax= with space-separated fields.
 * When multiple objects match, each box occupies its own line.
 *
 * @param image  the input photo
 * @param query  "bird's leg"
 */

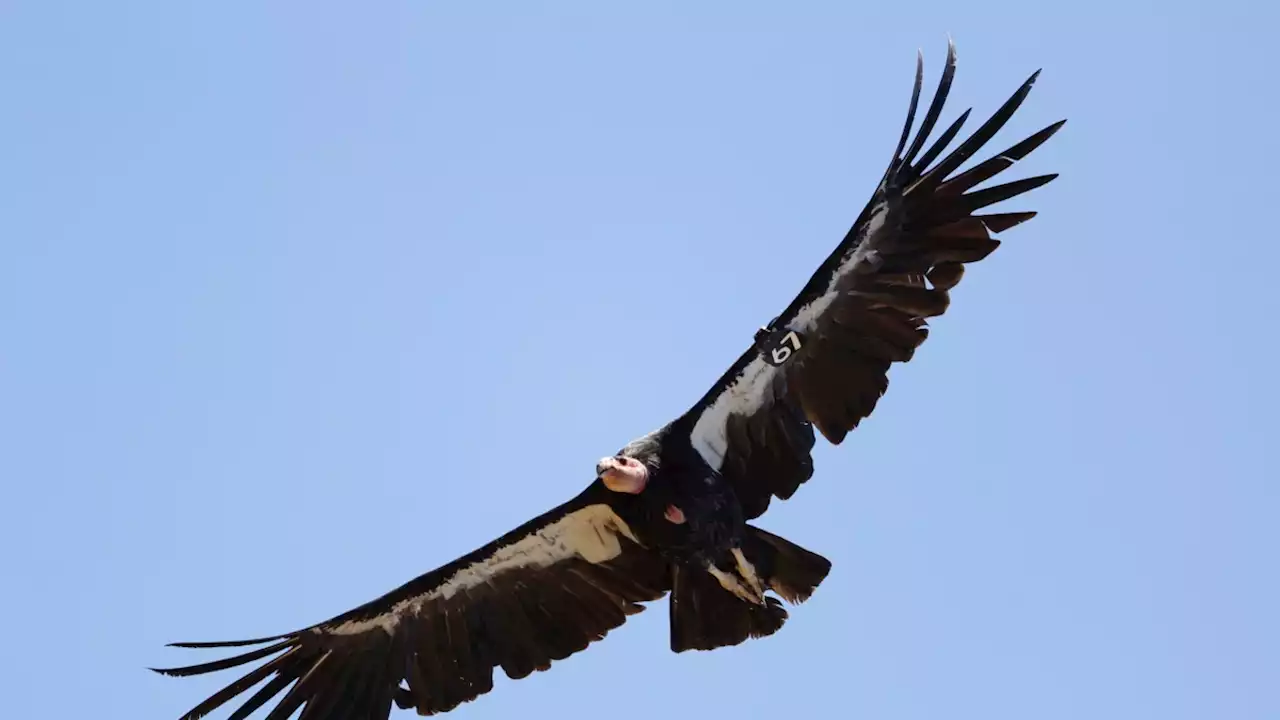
xmin=707 ymin=563 xmax=765 ymax=605
xmin=664 ymin=505 xmax=686 ymax=524
xmin=731 ymin=547 xmax=766 ymax=598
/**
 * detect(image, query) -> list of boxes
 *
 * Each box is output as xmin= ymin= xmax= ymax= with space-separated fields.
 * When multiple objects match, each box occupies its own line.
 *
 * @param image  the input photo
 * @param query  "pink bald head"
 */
xmin=596 ymin=456 xmax=649 ymax=494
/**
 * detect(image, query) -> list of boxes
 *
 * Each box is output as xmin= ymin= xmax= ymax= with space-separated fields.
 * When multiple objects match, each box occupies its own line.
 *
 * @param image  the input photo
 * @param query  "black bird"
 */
xmin=155 ymin=40 xmax=1064 ymax=719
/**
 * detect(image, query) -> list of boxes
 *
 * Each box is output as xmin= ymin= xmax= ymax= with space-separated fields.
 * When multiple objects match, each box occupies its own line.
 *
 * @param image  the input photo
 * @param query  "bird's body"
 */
xmin=611 ymin=424 xmax=759 ymax=603
xmin=155 ymin=40 xmax=1066 ymax=720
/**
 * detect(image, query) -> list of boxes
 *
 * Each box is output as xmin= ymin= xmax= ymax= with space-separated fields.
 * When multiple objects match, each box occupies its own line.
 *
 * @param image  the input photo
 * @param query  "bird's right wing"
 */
xmin=153 ymin=484 xmax=670 ymax=719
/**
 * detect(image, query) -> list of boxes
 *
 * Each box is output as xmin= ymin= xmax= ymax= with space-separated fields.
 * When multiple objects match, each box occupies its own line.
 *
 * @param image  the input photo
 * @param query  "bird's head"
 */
xmin=596 ymin=455 xmax=649 ymax=494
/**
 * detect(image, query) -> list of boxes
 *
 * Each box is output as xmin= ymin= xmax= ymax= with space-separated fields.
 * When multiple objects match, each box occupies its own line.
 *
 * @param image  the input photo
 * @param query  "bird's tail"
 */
xmin=668 ymin=525 xmax=831 ymax=653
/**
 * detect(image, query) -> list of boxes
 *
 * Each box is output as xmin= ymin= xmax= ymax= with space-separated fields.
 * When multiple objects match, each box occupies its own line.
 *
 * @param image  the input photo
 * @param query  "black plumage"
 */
xmin=155 ymin=40 xmax=1064 ymax=719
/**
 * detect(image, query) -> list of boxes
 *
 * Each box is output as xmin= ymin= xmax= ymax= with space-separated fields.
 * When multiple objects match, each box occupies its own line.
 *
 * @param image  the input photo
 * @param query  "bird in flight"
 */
xmin=155 ymin=40 xmax=1065 ymax=719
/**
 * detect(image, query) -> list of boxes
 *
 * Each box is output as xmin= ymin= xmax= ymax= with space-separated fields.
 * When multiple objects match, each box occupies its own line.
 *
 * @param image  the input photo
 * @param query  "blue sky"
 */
xmin=2 ymin=3 xmax=1275 ymax=719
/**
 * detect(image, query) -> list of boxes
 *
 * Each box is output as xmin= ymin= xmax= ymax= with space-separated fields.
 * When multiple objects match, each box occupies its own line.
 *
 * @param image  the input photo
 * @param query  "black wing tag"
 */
xmin=758 ymin=327 xmax=805 ymax=367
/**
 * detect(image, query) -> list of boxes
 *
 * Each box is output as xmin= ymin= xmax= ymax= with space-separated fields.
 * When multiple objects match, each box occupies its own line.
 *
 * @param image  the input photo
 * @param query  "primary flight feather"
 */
xmin=156 ymin=40 xmax=1065 ymax=719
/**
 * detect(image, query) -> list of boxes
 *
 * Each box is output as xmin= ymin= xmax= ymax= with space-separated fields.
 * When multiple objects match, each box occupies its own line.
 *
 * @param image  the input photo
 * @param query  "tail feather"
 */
xmin=668 ymin=526 xmax=831 ymax=653
xmin=743 ymin=524 xmax=832 ymax=605
xmin=669 ymin=564 xmax=788 ymax=653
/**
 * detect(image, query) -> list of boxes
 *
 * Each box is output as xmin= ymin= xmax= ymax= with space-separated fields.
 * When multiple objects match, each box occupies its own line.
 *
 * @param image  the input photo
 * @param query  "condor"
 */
xmin=156 ymin=40 xmax=1064 ymax=719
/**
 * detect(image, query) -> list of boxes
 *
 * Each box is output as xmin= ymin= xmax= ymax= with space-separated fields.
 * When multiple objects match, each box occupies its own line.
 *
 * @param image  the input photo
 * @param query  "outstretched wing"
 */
xmin=682 ymin=41 xmax=1065 ymax=519
xmin=153 ymin=485 xmax=669 ymax=719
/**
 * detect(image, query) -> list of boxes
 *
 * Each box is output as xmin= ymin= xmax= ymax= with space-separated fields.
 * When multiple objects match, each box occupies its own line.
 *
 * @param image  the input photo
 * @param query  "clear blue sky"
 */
xmin=2 ymin=3 xmax=1275 ymax=719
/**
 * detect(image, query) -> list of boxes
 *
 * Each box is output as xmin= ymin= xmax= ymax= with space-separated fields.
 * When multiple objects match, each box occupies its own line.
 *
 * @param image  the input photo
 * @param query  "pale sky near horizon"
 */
xmin=2 ymin=3 xmax=1276 ymax=719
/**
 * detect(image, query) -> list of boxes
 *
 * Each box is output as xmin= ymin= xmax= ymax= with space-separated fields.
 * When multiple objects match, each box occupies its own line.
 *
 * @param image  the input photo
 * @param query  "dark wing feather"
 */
xmin=154 ymin=485 xmax=670 ymax=719
xmin=682 ymin=40 xmax=1064 ymax=519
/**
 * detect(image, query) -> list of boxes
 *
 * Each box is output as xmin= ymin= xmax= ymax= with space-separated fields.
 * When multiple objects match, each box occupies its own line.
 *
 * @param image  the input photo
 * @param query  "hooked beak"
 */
xmin=597 ymin=456 xmax=649 ymax=494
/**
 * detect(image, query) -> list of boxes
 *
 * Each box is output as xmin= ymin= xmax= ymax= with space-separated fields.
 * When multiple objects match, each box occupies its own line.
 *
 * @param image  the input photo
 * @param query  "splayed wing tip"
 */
xmin=165 ymin=633 xmax=292 ymax=649
xmin=902 ymin=40 xmax=959 ymax=170
xmin=892 ymin=50 xmax=928 ymax=165
xmin=979 ymin=211 xmax=1039 ymax=233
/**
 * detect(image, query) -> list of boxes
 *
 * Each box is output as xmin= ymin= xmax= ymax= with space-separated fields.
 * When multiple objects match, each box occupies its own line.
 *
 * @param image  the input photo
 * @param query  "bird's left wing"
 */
xmin=681 ymin=42 xmax=1065 ymax=519
xmin=153 ymin=484 xmax=669 ymax=719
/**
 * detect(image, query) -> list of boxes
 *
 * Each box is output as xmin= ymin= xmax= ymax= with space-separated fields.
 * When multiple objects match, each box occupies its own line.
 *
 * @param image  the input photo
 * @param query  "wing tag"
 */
xmin=760 ymin=328 xmax=804 ymax=366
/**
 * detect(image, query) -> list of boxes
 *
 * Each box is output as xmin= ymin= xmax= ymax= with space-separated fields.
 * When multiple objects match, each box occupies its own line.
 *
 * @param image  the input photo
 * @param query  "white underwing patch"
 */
xmin=689 ymin=200 xmax=891 ymax=469
xmin=689 ymin=355 xmax=776 ymax=468
xmin=327 ymin=505 xmax=638 ymax=636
